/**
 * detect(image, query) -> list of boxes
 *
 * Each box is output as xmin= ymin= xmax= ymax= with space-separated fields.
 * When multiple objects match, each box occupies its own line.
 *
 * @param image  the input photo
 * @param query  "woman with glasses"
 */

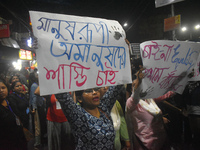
xmin=55 ymin=85 xmax=123 ymax=150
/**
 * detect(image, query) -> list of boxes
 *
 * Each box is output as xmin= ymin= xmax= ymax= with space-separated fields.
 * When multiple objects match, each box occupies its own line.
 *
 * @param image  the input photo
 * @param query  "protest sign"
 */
xmin=29 ymin=11 xmax=132 ymax=96
xmin=137 ymin=40 xmax=200 ymax=99
xmin=155 ymin=0 xmax=184 ymax=8
xmin=189 ymin=54 xmax=200 ymax=81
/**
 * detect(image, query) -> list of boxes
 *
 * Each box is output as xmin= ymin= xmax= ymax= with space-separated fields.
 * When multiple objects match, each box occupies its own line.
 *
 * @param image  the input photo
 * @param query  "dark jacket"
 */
xmin=0 ymin=104 xmax=27 ymax=150
xmin=7 ymin=93 xmax=29 ymax=129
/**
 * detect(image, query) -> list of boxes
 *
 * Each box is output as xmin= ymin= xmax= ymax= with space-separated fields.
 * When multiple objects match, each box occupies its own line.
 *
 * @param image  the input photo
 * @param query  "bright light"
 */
xmin=12 ymin=59 xmax=22 ymax=71
xmin=123 ymin=23 xmax=128 ymax=27
xmin=181 ymin=27 xmax=187 ymax=32
xmin=195 ymin=24 xmax=200 ymax=30
xmin=27 ymin=37 xmax=32 ymax=48
xmin=13 ymin=44 xmax=19 ymax=48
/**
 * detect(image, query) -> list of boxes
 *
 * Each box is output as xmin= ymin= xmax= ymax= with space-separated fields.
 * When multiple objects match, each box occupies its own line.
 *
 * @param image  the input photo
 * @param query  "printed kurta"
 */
xmin=57 ymin=85 xmax=122 ymax=150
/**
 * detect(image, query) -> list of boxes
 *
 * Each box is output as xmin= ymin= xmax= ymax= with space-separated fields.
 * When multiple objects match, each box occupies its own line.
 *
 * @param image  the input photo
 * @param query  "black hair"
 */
xmin=132 ymin=58 xmax=143 ymax=71
xmin=10 ymin=81 xmax=22 ymax=91
xmin=9 ymin=75 xmax=20 ymax=84
xmin=28 ymin=72 xmax=38 ymax=94
xmin=75 ymin=90 xmax=84 ymax=97
xmin=75 ymin=90 xmax=84 ymax=100
xmin=29 ymin=72 xmax=38 ymax=85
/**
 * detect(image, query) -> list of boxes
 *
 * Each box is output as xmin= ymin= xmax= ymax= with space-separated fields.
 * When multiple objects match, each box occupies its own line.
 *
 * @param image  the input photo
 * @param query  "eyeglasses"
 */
xmin=84 ymin=88 xmax=101 ymax=93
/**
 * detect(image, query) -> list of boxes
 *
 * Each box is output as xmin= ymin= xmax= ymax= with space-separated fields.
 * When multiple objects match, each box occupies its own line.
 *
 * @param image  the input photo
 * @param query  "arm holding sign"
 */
xmin=153 ymin=91 xmax=175 ymax=102
xmin=126 ymin=67 xmax=175 ymax=110
xmin=126 ymin=67 xmax=172 ymax=150
xmin=55 ymin=84 xmax=123 ymax=150
xmin=126 ymin=68 xmax=145 ymax=112
xmin=55 ymin=92 xmax=83 ymax=123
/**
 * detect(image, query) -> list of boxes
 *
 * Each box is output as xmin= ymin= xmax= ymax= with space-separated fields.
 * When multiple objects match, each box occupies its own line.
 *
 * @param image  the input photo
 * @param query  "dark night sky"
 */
xmin=0 ymin=0 xmax=200 ymax=42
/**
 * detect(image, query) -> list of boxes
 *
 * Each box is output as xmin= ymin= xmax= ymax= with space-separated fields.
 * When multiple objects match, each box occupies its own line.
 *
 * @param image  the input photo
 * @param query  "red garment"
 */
xmin=46 ymin=94 xmax=67 ymax=122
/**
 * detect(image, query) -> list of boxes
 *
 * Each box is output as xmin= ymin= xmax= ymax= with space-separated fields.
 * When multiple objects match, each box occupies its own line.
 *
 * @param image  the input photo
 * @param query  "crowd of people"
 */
xmin=1 ymin=53 xmax=200 ymax=150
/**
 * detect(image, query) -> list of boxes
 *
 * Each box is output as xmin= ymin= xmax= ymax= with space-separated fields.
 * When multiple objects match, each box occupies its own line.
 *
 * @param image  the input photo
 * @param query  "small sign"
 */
xmin=19 ymin=49 xmax=33 ymax=60
xmin=155 ymin=0 xmax=184 ymax=8
xmin=164 ymin=15 xmax=181 ymax=32
xmin=0 ymin=24 xmax=10 ymax=38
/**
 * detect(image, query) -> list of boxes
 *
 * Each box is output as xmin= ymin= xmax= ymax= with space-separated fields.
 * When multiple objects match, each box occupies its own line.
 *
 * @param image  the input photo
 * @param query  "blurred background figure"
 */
xmin=99 ymin=86 xmax=131 ymax=150
xmin=29 ymin=71 xmax=47 ymax=149
xmin=34 ymin=86 xmax=74 ymax=150
xmin=185 ymin=81 xmax=200 ymax=149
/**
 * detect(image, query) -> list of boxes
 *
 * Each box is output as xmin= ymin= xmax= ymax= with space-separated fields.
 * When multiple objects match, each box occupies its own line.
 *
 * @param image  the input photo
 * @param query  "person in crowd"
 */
xmin=99 ymin=86 xmax=131 ymax=150
xmin=126 ymin=68 xmax=175 ymax=150
xmin=9 ymin=75 xmax=28 ymax=95
xmin=9 ymin=75 xmax=19 ymax=85
xmin=55 ymin=84 xmax=123 ymax=150
xmin=18 ymin=68 xmax=29 ymax=86
xmin=29 ymin=71 xmax=47 ymax=148
xmin=34 ymin=86 xmax=74 ymax=150
xmin=0 ymin=78 xmax=27 ymax=150
xmin=185 ymin=81 xmax=200 ymax=149
xmin=7 ymin=81 xmax=29 ymax=129
xmin=157 ymin=92 xmax=189 ymax=149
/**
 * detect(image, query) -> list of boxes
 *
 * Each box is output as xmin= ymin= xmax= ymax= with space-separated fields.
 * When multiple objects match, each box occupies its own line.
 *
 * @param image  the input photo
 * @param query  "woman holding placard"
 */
xmin=126 ymin=68 xmax=175 ymax=150
xmin=55 ymin=85 xmax=123 ymax=150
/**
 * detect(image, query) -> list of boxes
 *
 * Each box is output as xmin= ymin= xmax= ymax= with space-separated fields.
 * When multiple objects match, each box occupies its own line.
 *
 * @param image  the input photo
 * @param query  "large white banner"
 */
xmin=155 ymin=0 xmax=184 ymax=8
xmin=137 ymin=40 xmax=200 ymax=99
xmin=29 ymin=11 xmax=132 ymax=96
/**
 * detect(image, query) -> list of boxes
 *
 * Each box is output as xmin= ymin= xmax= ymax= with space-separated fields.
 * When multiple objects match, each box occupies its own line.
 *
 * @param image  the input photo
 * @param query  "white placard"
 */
xmin=155 ymin=0 xmax=184 ymax=8
xmin=29 ymin=11 xmax=132 ymax=96
xmin=138 ymin=40 xmax=200 ymax=99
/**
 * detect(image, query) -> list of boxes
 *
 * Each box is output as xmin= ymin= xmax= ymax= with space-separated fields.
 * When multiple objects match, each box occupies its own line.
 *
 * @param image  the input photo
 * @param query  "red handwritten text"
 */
xmin=159 ymin=70 xmax=183 ymax=91
xmin=44 ymin=62 xmax=90 ymax=89
xmin=142 ymin=41 xmax=173 ymax=61
xmin=145 ymin=67 xmax=169 ymax=83
xmin=96 ymin=62 xmax=118 ymax=86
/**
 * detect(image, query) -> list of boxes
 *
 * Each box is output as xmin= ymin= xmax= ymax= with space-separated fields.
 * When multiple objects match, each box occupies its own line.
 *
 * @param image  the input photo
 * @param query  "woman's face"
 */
xmin=13 ymin=82 xmax=23 ymax=94
xmin=81 ymin=88 xmax=101 ymax=109
xmin=0 ymin=82 xmax=8 ymax=102
xmin=11 ymin=76 xmax=19 ymax=83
